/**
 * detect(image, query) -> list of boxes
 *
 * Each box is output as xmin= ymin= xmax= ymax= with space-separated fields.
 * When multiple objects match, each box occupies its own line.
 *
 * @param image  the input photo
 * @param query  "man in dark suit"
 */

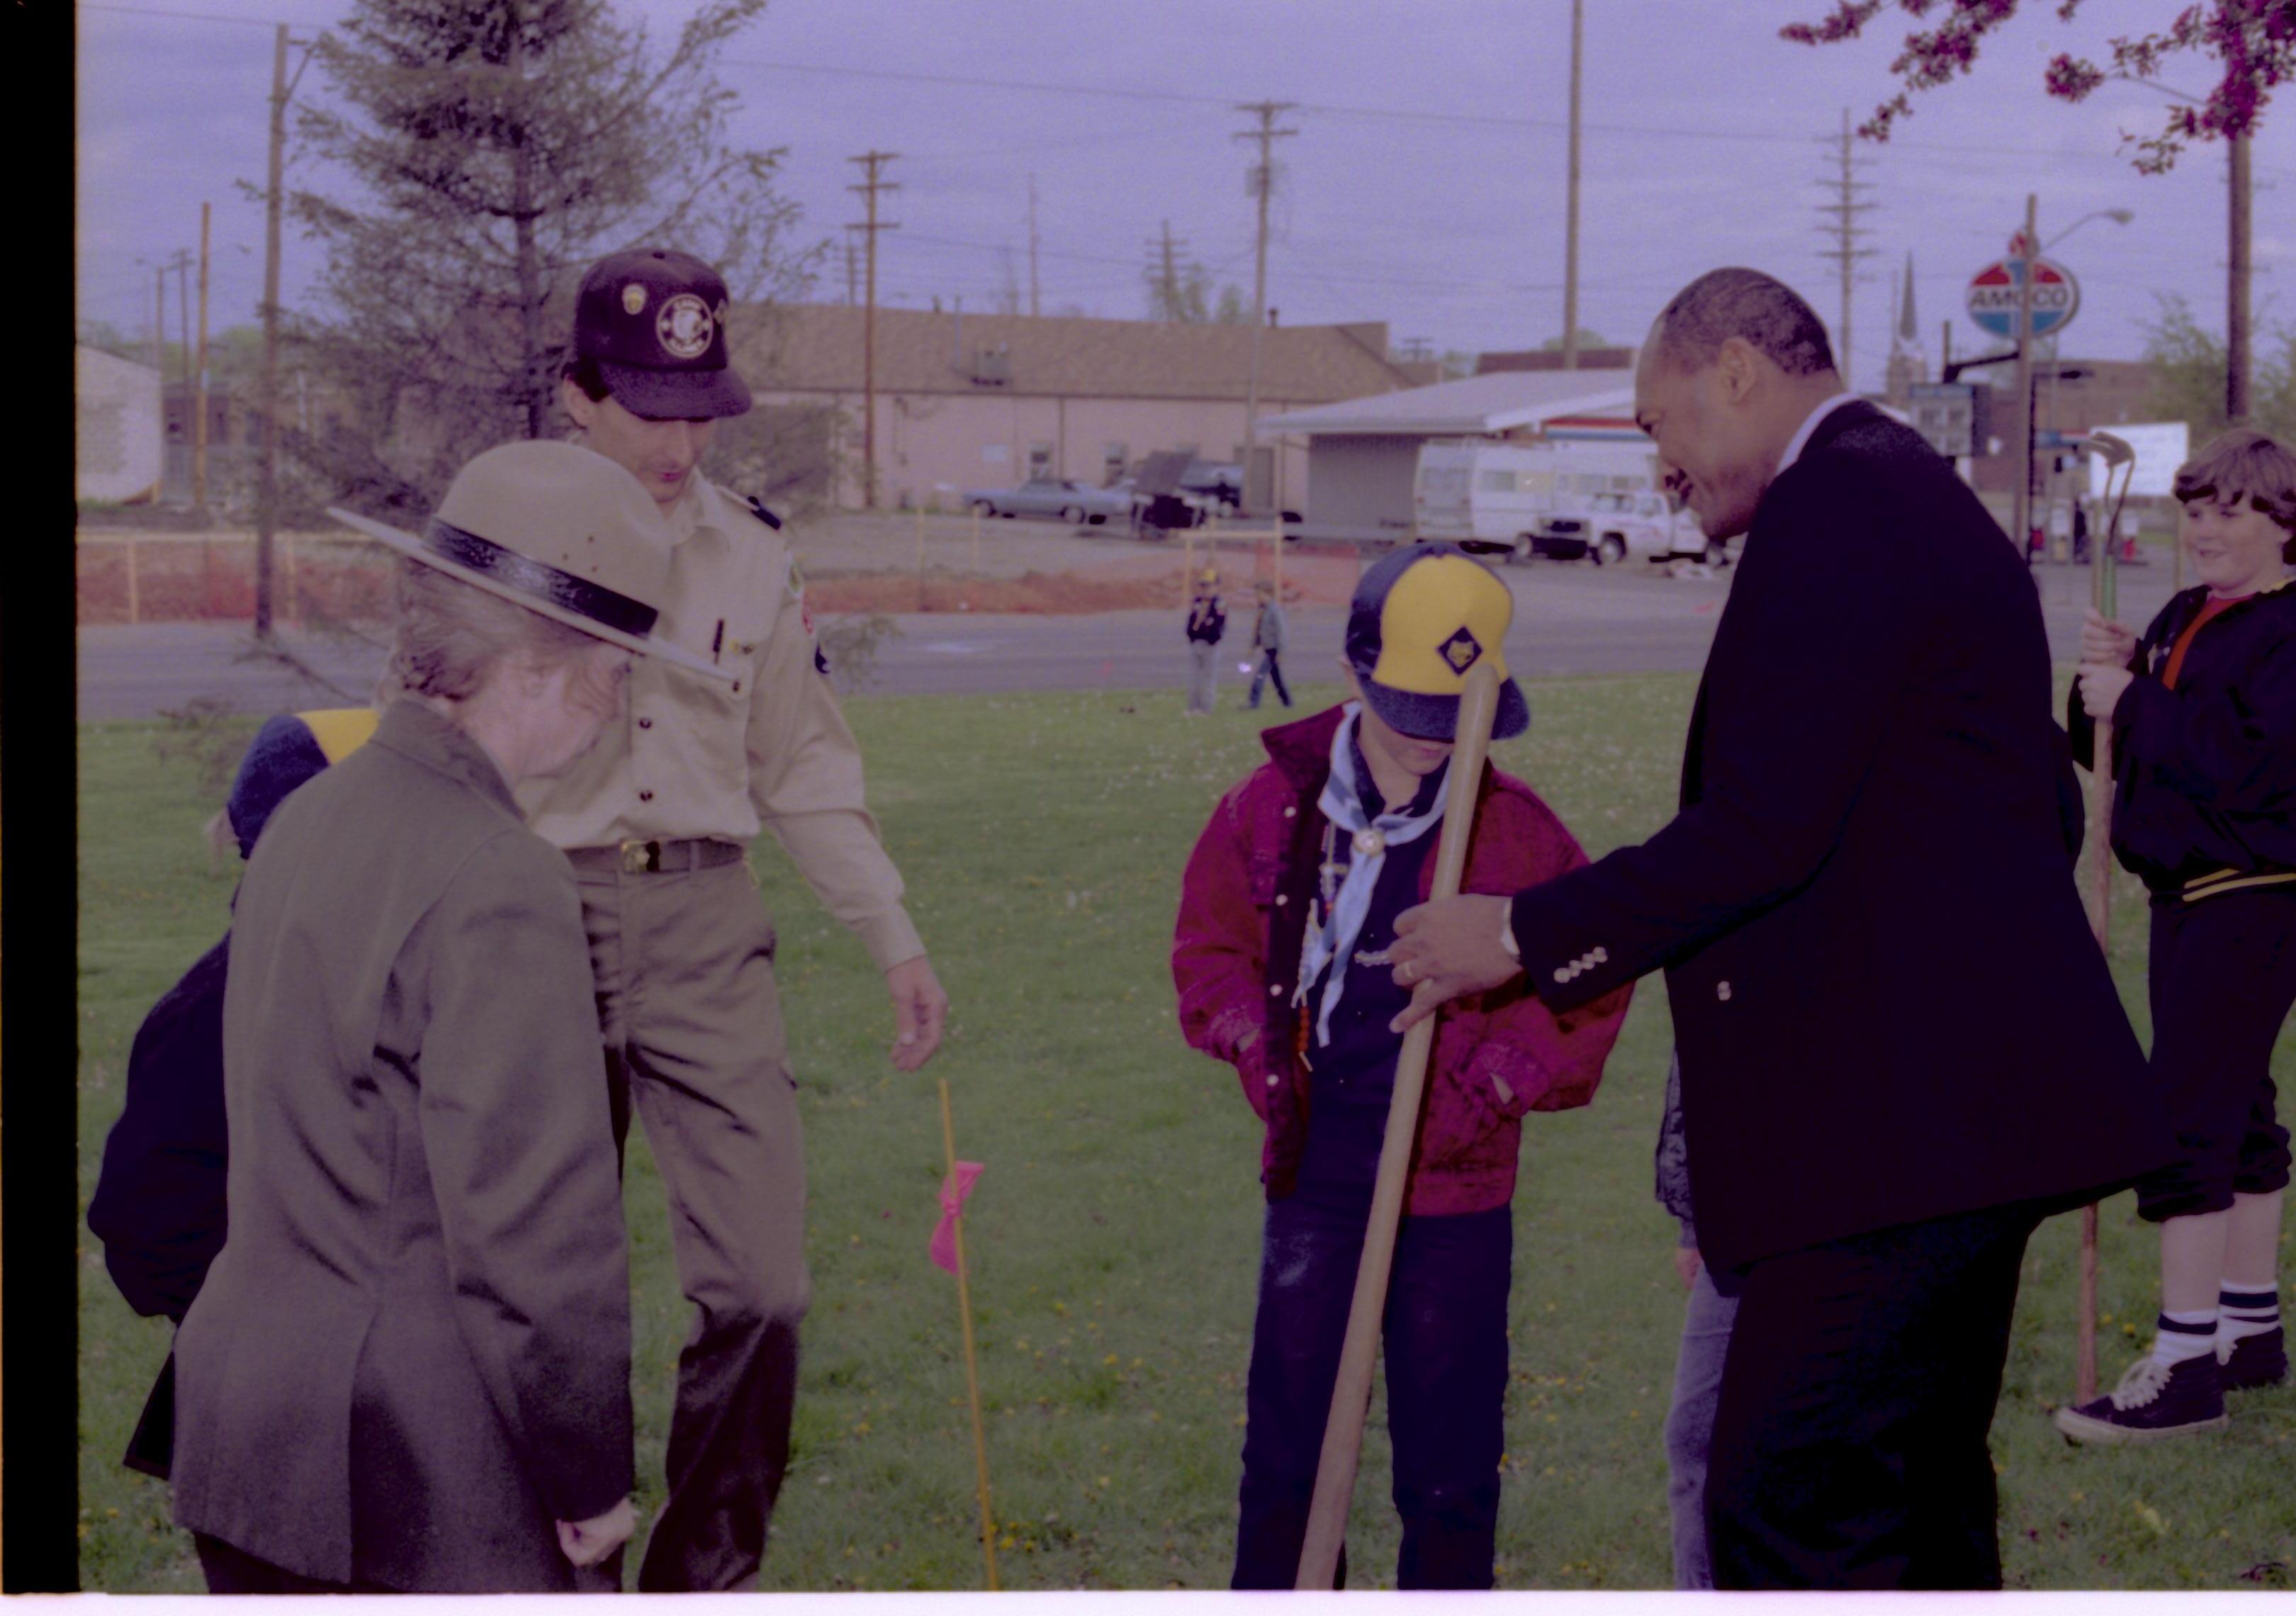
xmin=1386 ymin=268 xmax=2168 ymax=1588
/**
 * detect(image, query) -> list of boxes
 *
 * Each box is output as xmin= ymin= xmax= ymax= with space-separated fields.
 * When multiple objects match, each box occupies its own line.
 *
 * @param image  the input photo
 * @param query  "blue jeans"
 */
xmin=1664 ymin=1262 xmax=1740 ymax=1590
xmin=1232 ymin=1179 xmax=1512 ymax=1590
xmin=1248 ymin=651 xmax=1292 ymax=709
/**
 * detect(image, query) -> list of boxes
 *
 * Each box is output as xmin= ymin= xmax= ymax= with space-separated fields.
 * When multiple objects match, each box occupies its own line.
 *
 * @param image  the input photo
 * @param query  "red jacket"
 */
xmin=1173 ymin=705 xmax=1631 ymax=1216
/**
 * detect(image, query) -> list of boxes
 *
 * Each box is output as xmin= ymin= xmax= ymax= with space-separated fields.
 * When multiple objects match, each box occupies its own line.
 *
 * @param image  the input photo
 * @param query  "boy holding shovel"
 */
xmin=1174 ymin=543 xmax=1631 ymax=1587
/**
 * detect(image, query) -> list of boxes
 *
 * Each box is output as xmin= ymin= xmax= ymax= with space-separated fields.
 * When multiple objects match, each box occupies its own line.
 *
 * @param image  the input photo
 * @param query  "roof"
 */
xmin=1254 ymin=369 xmax=1640 ymax=438
xmin=731 ymin=304 xmax=1414 ymax=404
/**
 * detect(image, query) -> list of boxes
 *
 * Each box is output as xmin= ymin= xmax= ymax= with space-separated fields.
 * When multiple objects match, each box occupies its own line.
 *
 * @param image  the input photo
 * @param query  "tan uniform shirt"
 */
xmin=518 ymin=471 xmax=925 ymax=972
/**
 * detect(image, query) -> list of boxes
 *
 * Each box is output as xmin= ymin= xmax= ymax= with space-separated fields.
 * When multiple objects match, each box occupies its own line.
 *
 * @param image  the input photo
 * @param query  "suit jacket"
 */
xmin=171 ymin=700 xmax=633 ymax=1592
xmin=1509 ymin=400 xmax=2168 ymax=1272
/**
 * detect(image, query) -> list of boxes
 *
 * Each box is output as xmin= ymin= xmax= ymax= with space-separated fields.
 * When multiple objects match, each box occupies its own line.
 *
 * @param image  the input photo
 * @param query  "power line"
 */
xmin=81 ymin=1 xmax=293 ymax=28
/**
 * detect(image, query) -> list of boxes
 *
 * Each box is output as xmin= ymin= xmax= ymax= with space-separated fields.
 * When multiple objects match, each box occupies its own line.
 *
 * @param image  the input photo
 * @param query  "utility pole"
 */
xmin=2228 ymin=131 xmax=2251 ymax=425
xmin=1027 ymin=172 xmax=1040 ymax=318
xmin=1561 ymin=0 xmax=1583 ymax=370
xmin=257 ymin=23 xmax=310 ymax=641
xmin=846 ymin=150 xmax=900 ymax=511
xmin=2013 ymin=193 xmax=2039 ymax=562
xmin=1814 ymin=110 xmax=1878 ymax=390
xmin=1147 ymin=220 xmax=1191 ymax=320
xmin=194 ymin=200 xmax=213 ymax=522
xmin=506 ymin=0 xmax=545 ymax=439
xmin=843 ymin=230 xmax=860 ymax=306
xmin=1235 ymin=100 xmax=1298 ymax=510
xmin=151 ymin=266 xmax=165 ymax=375
xmin=168 ymin=247 xmax=194 ymax=505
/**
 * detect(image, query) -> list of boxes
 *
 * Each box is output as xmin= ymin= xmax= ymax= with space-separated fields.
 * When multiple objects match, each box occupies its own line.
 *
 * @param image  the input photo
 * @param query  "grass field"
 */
xmin=75 ymin=673 xmax=2295 ymax=1590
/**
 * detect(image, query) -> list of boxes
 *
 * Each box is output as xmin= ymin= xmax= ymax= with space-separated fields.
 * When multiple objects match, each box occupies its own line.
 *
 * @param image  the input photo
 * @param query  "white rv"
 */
xmin=1414 ymin=439 xmax=1660 ymax=559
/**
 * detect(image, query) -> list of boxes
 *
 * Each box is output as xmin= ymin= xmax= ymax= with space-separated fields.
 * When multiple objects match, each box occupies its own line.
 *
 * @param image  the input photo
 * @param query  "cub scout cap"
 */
xmin=328 ymin=441 xmax=733 ymax=682
xmin=572 ymin=247 xmax=753 ymax=420
xmin=225 ymin=708 xmax=378 ymax=858
xmin=1345 ymin=542 xmax=1529 ymax=741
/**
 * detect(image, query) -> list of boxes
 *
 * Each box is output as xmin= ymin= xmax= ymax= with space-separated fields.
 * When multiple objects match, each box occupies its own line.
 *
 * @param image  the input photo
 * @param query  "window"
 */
xmin=1521 ymin=471 xmax=1555 ymax=495
xmin=1103 ymin=442 xmax=1127 ymax=483
xmin=1477 ymin=470 xmax=1516 ymax=493
xmin=1028 ymin=442 xmax=1053 ymax=478
xmin=981 ymin=442 xmax=1009 ymax=464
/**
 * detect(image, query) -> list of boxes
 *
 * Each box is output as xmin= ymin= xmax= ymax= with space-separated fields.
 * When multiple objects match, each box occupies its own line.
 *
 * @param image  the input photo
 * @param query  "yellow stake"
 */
xmin=939 ymin=1077 xmax=998 ymax=1590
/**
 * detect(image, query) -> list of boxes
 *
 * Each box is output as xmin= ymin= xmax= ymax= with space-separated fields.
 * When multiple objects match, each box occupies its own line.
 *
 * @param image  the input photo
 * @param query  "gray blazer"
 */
xmin=171 ymin=700 xmax=633 ymax=1592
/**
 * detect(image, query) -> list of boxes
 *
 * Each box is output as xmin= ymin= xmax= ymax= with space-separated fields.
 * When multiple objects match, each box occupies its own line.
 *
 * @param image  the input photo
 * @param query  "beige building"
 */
xmin=77 ymin=345 xmax=165 ymax=505
xmin=729 ymin=305 xmax=1416 ymax=513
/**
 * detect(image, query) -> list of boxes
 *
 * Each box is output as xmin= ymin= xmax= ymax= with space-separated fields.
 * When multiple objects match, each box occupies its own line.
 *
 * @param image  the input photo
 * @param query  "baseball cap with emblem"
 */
xmin=1345 ymin=542 xmax=1530 ymax=741
xmin=573 ymin=247 xmax=753 ymax=420
xmin=328 ymin=440 xmax=733 ymax=682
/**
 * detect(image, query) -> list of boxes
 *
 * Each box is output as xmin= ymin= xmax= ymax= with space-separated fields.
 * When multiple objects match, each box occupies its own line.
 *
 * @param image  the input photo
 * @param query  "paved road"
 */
xmin=74 ymin=553 xmax=2178 ymax=721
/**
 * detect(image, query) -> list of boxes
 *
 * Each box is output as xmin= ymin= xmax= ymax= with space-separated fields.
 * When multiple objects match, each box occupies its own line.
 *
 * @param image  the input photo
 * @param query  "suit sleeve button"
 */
xmin=1270 ymin=984 xmax=1285 ymax=997
xmin=1716 ymin=981 xmax=1733 ymax=1001
xmin=638 ymin=789 xmax=655 ymax=802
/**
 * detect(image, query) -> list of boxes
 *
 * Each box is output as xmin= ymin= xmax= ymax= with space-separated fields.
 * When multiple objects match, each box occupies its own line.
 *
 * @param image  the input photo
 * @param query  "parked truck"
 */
xmin=1413 ymin=439 xmax=1662 ymax=561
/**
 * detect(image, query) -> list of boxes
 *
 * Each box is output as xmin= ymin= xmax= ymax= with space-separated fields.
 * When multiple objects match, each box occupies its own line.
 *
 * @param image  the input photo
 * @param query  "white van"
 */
xmin=1414 ymin=439 xmax=1660 ymax=559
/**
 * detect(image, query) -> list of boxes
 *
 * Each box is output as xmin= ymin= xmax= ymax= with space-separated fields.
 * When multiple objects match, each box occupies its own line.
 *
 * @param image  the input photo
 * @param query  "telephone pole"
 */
xmin=1146 ymin=220 xmax=1191 ymax=320
xmin=1027 ymin=172 xmax=1041 ymax=318
xmin=257 ymin=23 xmax=312 ymax=640
xmin=1561 ymin=0 xmax=1583 ymax=370
xmin=167 ymin=247 xmax=193 ymax=504
xmin=847 ymin=150 xmax=900 ymax=510
xmin=1235 ymin=100 xmax=1298 ymax=507
xmin=1814 ymin=109 xmax=1877 ymax=389
xmin=2229 ymin=131 xmax=2251 ymax=425
xmin=194 ymin=200 xmax=213 ymax=522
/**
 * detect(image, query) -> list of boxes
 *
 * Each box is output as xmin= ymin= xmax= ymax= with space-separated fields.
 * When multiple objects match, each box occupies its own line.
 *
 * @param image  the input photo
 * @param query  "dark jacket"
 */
xmin=1174 ymin=704 xmax=1631 ymax=1215
xmin=2069 ymin=582 xmax=2296 ymax=899
xmin=87 ymin=936 xmax=233 ymax=1478
xmin=1508 ymin=401 xmax=2167 ymax=1272
xmin=1188 ymin=595 xmax=1227 ymax=645
xmin=171 ymin=700 xmax=633 ymax=1592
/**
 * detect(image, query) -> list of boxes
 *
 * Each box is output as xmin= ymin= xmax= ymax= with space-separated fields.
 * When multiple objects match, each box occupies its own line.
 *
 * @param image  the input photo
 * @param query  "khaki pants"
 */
xmin=573 ymin=856 xmax=810 ymax=1593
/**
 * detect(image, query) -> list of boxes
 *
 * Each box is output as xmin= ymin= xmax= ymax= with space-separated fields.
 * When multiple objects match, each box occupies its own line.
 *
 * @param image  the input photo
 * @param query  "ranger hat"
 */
xmin=571 ymin=247 xmax=753 ymax=420
xmin=329 ymin=440 xmax=733 ymax=681
xmin=1344 ymin=542 xmax=1530 ymax=741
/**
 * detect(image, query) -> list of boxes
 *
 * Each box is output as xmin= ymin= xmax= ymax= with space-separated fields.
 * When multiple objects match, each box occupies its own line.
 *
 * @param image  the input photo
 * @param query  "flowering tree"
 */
xmin=1785 ymin=1 xmax=2293 ymax=421
xmin=1782 ymin=1 xmax=2291 ymax=170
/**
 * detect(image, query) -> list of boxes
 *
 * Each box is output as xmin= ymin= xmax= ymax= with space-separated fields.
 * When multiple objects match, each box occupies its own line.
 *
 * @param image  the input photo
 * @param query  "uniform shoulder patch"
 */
xmin=745 ymin=494 xmax=784 ymax=530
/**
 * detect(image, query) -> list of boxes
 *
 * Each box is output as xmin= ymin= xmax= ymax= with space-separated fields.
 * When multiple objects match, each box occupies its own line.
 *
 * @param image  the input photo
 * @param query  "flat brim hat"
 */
xmin=1345 ymin=542 xmax=1530 ymax=742
xmin=574 ymin=247 xmax=753 ymax=420
xmin=330 ymin=440 xmax=733 ymax=683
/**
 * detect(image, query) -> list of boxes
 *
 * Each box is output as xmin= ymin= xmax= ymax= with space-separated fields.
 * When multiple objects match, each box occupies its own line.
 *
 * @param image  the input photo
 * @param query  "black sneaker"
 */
xmin=2054 ymin=1353 xmax=2227 ymax=1444
xmin=2222 ymin=1325 xmax=2287 ymax=1391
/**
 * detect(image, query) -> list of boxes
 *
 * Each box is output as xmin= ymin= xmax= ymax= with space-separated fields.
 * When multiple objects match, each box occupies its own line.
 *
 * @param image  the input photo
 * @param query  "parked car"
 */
xmin=1178 ymin=461 xmax=1244 ymax=510
xmin=964 ymin=477 xmax=1133 ymax=525
xmin=1528 ymin=490 xmax=1729 ymax=566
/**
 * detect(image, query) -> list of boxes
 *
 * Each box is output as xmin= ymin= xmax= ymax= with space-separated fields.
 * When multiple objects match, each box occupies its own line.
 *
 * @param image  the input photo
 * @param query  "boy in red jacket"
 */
xmin=1174 ymin=543 xmax=1631 ymax=1588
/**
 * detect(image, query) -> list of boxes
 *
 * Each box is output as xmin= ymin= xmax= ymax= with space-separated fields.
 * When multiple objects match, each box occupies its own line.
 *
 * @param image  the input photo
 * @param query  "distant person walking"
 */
xmin=1247 ymin=578 xmax=1293 ymax=710
xmin=1188 ymin=569 xmax=1227 ymax=715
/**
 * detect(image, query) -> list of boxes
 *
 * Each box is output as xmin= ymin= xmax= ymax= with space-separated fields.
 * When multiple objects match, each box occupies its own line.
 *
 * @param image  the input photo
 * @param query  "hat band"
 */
xmin=423 ymin=519 xmax=659 ymax=639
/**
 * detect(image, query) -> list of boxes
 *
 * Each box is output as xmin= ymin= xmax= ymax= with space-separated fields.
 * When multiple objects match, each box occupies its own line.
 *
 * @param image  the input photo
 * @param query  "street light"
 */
xmin=2014 ymin=204 xmax=2133 ymax=562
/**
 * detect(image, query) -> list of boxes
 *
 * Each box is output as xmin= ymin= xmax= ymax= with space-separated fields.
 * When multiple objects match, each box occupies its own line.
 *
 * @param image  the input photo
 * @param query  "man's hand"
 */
xmin=2079 ymin=606 xmax=2137 ymax=668
xmin=2076 ymin=662 xmax=2137 ymax=720
xmin=1385 ymin=894 xmax=1523 ymax=1033
xmin=556 ymin=1498 xmax=635 ymax=1568
xmin=886 ymin=955 xmax=949 ymax=1071
xmin=1672 ymin=1245 xmax=1704 ymax=1291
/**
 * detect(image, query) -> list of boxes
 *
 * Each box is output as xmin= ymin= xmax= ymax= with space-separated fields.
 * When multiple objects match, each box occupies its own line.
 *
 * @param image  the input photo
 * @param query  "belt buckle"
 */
xmin=619 ymin=838 xmax=659 ymax=874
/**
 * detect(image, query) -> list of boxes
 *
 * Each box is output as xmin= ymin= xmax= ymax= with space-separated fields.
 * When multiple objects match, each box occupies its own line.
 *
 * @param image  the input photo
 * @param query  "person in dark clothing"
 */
xmin=1186 ymin=569 xmax=1227 ymax=714
xmin=2058 ymin=427 xmax=2296 ymax=1443
xmin=1247 ymin=578 xmax=1293 ymax=709
xmin=86 ymin=707 xmax=378 ymax=1478
xmin=1386 ymin=269 xmax=2167 ymax=1588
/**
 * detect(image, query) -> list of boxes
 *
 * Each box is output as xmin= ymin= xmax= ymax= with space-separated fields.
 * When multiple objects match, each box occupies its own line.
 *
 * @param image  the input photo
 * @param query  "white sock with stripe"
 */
xmin=2219 ymin=1280 xmax=2281 ymax=1348
xmin=2151 ymin=1308 xmax=2219 ymax=1367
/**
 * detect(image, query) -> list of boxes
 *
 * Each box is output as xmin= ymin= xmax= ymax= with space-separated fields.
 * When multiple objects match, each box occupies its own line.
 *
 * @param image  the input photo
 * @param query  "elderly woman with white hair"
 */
xmin=169 ymin=440 xmax=730 ymax=1593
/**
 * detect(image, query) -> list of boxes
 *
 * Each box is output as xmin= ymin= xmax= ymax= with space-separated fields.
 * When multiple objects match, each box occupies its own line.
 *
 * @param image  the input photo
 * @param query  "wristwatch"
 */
xmin=1498 ymin=904 xmax=1521 ymax=962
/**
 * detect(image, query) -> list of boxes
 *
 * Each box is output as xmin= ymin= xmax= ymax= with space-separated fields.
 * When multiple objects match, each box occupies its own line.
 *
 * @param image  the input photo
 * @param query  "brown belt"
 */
xmin=564 ymin=838 xmax=746 ymax=876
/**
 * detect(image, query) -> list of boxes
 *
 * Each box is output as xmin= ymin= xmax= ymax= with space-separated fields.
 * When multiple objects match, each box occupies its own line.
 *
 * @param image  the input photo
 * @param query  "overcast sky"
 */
xmin=77 ymin=0 xmax=2296 ymax=395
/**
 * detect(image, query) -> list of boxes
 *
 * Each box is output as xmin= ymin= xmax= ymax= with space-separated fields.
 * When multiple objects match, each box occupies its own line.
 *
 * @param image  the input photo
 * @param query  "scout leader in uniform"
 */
xmin=172 ymin=440 xmax=720 ymax=1592
xmin=525 ymin=247 xmax=950 ymax=1593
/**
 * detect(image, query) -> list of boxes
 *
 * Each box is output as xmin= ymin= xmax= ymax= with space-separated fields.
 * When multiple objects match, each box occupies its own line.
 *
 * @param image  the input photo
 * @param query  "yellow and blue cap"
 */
xmin=1345 ymin=542 xmax=1529 ymax=741
xmin=225 ymin=707 xmax=379 ymax=858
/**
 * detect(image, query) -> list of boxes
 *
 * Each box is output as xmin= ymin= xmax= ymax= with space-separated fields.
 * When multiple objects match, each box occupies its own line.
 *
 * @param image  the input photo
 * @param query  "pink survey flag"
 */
xmin=931 ymin=1160 xmax=986 ymax=1274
